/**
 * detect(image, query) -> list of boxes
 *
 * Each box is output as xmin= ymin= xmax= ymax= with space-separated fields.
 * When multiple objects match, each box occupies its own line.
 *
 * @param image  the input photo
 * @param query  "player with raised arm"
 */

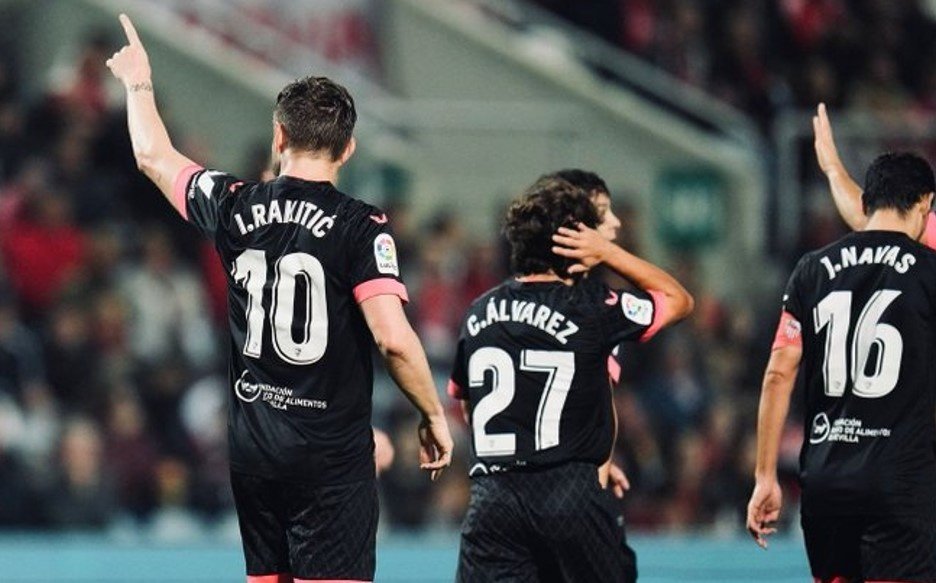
xmin=449 ymin=178 xmax=693 ymax=582
xmin=747 ymin=153 xmax=936 ymax=582
xmin=105 ymin=14 xmax=453 ymax=583
xmin=815 ymin=102 xmax=936 ymax=248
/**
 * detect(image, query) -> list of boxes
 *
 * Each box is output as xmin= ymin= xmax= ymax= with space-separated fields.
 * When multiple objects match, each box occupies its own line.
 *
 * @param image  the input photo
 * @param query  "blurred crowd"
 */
xmin=0 ymin=25 xmax=807 ymax=539
xmin=532 ymin=0 xmax=936 ymax=126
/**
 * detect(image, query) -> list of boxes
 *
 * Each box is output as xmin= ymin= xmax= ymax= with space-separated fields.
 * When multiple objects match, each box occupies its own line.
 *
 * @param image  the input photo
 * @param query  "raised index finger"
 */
xmin=119 ymin=13 xmax=142 ymax=46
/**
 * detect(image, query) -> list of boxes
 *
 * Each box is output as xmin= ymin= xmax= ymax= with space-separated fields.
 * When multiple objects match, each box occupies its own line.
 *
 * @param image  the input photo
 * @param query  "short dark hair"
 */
xmin=505 ymin=178 xmax=599 ymax=277
xmin=274 ymin=76 xmax=356 ymax=160
xmin=541 ymin=169 xmax=610 ymax=197
xmin=863 ymin=152 xmax=935 ymax=215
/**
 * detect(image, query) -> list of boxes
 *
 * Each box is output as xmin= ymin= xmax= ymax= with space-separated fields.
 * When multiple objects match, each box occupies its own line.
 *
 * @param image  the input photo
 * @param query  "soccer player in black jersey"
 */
xmin=538 ymin=169 xmax=631 ymax=496
xmin=449 ymin=178 xmax=693 ymax=582
xmin=747 ymin=152 xmax=936 ymax=583
xmin=106 ymin=15 xmax=453 ymax=583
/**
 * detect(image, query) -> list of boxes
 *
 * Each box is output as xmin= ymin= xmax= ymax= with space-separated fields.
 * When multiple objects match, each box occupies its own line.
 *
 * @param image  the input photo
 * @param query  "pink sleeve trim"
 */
xmin=924 ymin=212 xmax=936 ymax=250
xmin=639 ymin=290 xmax=668 ymax=343
xmin=607 ymin=355 xmax=621 ymax=385
xmin=447 ymin=379 xmax=465 ymax=400
xmin=353 ymin=278 xmax=409 ymax=304
xmin=772 ymin=310 xmax=803 ymax=350
xmin=247 ymin=576 xmax=292 ymax=583
xmin=172 ymin=164 xmax=203 ymax=220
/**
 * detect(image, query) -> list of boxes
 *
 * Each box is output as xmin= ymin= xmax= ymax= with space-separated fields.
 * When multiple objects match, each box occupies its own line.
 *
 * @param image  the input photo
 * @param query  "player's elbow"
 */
xmin=762 ymin=368 xmax=796 ymax=395
xmin=672 ymin=289 xmax=695 ymax=321
xmin=374 ymin=328 xmax=413 ymax=360
xmin=134 ymin=150 xmax=158 ymax=176
xmin=662 ymin=287 xmax=694 ymax=325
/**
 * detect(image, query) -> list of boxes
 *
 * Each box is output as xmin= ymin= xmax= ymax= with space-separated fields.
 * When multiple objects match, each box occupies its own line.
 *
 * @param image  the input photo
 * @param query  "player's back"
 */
xmin=450 ymin=276 xmax=660 ymax=475
xmin=182 ymin=169 xmax=407 ymax=484
xmin=785 ymin=230 xmax=936 ymax=518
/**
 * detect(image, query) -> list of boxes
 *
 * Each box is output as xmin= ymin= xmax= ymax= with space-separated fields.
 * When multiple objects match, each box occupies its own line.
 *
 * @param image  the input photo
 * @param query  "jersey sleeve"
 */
xmin=174 ymin=165 xmax=246 ymax=239
xmin=447 ymin=334 xmax=469 ymax=401
xmin=595 ymin=282 xmax=666 ymax=348
xmin=347 ymin=210 xmax=409 ymax=304
xmin=772 ymin=257 xmax=807 ymax=350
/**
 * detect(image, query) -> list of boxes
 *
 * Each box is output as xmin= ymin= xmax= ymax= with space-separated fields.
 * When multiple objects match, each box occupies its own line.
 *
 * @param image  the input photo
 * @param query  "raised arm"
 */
xmin=106 ymin=14 xmax=196 ymax=214
xmin=360 ymin=294 xmax=453 ymax=480
xmin=552 ymin=224 xmax=694 ymax=329
xmin=746 ymin=342 xmax=801 ymax=549
xmin=814 ymin=103 xmax=866 ymax=231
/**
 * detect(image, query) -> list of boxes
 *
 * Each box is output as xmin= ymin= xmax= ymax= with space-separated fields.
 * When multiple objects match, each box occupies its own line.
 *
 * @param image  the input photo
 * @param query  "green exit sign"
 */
xmin=655 ymin=168 xmax=725 ymax=249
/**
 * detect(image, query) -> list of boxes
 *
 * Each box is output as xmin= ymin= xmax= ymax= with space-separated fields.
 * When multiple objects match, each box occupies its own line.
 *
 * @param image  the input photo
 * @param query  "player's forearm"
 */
xmin=381 ymin=329 xmax=446 ymax=420
xmin=601 ymin=245 xmax=694 ymax=321
xmin=753 ymin=369 xmax=795 ymax=481
xmin=124 ymin=81 xmax=192 ymax=203
xmin=826 ymin=166 xmax=867 ymax=231
xmin=126 ymin=83 xmax=171 ymax=174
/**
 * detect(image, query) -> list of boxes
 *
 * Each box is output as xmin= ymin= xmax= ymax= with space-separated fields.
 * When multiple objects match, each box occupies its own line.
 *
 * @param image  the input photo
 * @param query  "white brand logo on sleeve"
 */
xmin=196 ymin=170 xmax=226 ymax=199
xmin=621 ymin=293 xmax=653 ymax=326
xmin=374 ymin=233 xmax=399 ymax=276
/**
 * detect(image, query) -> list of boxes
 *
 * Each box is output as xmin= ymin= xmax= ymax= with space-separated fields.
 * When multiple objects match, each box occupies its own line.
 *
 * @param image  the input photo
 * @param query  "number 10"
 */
xmin=232 ymin=249 xmax=329 ymax=365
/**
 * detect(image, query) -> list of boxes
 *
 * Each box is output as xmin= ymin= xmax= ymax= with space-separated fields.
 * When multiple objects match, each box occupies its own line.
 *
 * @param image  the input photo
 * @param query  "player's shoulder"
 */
xmin=187 ymin=168 xmax=256 ymax=198
xmin=331 ymin=188 xmax=384 ymax=222
xmin=565 ymin=275 xmax=620 ymax=309
xmin=329 ymin=189 xmax=393 ymax=239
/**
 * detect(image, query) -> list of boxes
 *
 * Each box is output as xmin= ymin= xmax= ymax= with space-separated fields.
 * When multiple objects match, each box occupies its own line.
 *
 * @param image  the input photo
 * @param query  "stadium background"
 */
xmin=0 ymin=0 xmax=931 ymax=580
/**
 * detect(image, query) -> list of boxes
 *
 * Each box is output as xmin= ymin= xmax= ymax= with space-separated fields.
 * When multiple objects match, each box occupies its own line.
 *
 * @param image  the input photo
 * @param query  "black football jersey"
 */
xmin=782 ymin=230 xmax=936 ymax=517
xmin=177 ymin=166 xmax=408 ymax=484
xmin=448 ymin=277 xmax=664 ymax=475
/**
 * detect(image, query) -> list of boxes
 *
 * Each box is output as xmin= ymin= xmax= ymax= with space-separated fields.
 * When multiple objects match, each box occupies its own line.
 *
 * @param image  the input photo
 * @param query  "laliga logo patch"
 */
xmin=621 ymin=293 xmax=652 ymax=326
xmin=374 ymin=233 xmax=399 ymax=276
xmin=810 ymin=412 xmax=831 ymax=444
xmin=234 ymin=370 xmax=262 ymax=403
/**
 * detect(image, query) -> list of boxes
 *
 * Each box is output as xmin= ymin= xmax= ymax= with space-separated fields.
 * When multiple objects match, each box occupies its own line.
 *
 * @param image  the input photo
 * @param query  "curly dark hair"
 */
xmin=505 ymin=178 xmax=599 ymax=277
xmin=863 ymin=152 xmax=935 ymax=216
xmin=274 ymin=76 xmax=356 ymax=160
xmin=539 ymin=169 xmax=610 ymax=198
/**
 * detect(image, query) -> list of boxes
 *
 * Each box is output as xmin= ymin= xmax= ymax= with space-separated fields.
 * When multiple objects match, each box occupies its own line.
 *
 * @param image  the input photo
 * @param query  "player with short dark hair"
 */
xmin=748 ymin=151 xmax=936 ymax=582
xmin=450 ymin=178 xmax=693 ymax=582
xmin=106 ymin=14 xmax=453 ymax=583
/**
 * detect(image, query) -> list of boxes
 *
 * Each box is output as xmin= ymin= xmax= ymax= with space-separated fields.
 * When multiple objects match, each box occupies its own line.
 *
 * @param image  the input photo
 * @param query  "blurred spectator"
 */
xmin=118 ymin=227 xmax=215 ymax=370
xmin=44 ymin=301 xmax=104 ymax=413
xmin=0 ymin=290 xmax=46 ymax=401
xmin=105 ymin=390 xmax=159 ymax=520
xmin=47 ymin=30 xmax=117 ymax=123
xmin=0 ymin=395 xmax=40 ymax=527
xmin=44 ymin=418 xmax=115 ymax=529
xmin=0 ymin=187 xmax=86 ymax=316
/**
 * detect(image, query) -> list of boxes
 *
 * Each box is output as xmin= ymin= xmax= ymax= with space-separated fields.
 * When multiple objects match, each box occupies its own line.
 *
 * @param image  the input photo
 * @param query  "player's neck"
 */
xmin=277 ymin=152 xmax=342 ymax=184
xmin=864 ymin=210 xmax=920 ymax=240
xmin=515 ymin=272 xmax=573 ymax=286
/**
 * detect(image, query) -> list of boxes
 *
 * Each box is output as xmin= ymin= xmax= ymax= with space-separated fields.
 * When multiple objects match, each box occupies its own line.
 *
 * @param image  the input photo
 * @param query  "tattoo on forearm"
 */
xmin=128 ymin=82 xmax=153 ymax=92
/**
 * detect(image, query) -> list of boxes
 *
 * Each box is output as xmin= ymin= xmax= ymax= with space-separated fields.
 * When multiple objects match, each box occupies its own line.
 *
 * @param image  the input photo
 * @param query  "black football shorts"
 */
xmin=457 ymin=462 xmax=637 ymax=583
xmin=802 ymin=513 xmax=936 ymax=583
xmin=231 ymin=471 xmax=378 ymax=581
